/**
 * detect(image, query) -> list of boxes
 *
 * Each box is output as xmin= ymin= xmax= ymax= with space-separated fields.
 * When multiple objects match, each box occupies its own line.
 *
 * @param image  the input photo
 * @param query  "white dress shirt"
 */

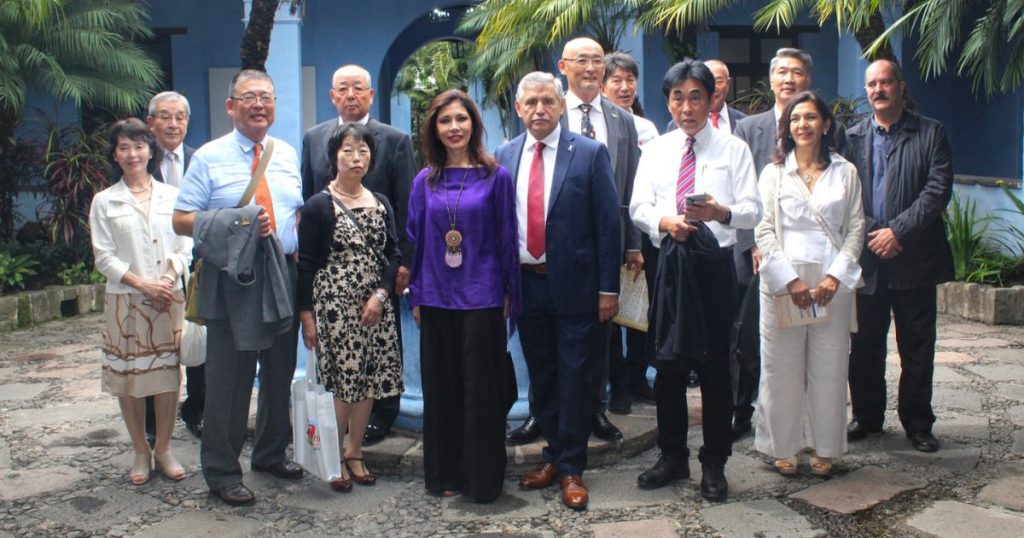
xmin=634 ymin=115 xmax=660 ymax=147
xmin=629 ymin=120 xmax=761 ymax=248
xmin=516 ymin=126 xmax=561 ymax=264
xmin=565 ymin=92 xmax=608 ymax=146
xmin=337 ymin=114 xmax=370 ymax=126
xmin=160 ymin=145 xmax=185 ymax=187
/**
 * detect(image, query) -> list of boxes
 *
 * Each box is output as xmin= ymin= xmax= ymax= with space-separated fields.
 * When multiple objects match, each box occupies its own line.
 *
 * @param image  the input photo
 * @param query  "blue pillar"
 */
xmin=243 ymin=0 xmax=303 ymax=151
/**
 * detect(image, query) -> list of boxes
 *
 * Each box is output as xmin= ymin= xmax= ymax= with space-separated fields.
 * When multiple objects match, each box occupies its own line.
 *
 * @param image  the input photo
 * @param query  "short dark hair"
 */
xmin=107 ymin=117 xmax=162 ymax=179
xmin=773 ymin=91 xmax=835 ymax=168
xmin=662 ymin=59 xmax=715 ymax=100
xmin=327 ymin=123 xmax=376 ymax=180
xmin=421 ymin=89 xmax=497 ymax=183
xmin=603 ymin=52 xmax=639 ymax=81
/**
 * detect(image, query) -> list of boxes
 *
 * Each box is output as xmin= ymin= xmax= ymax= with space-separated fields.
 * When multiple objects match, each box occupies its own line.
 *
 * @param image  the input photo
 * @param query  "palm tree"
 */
xmin=0 ymin=0 xmax=161 ymax=157
xmin=394 ymin=41 xmax=470 ymax=166
xmin=752 ymin=0 xmax=895 ymax=60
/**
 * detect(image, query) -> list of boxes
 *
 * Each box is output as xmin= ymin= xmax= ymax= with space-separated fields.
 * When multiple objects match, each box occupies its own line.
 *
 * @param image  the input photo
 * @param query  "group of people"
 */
xmin=88 ymin=37 xmax=954 ymax=511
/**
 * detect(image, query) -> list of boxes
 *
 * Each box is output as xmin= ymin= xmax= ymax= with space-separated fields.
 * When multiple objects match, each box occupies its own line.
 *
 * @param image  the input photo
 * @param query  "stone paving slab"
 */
xmin=60 ymin=377 xmax=102 ymax=398
xmin=584 ymin=470 xmax=681 ymax=510
xmin=134 ymin=511 xmax=264 ymax=537
xmin=35 ymin=485 xmax=166 ymax=531
xmin=933 ymin=414 xmax=990 ymax=439
xmin=0 ymin=439 xmax=9 ymax=469
xmin=944 ymin=323 xmax=1004 ymax=334
xmin=932 ymin=387 xmax=983 ymax=411
xmin=0 ymin=465 xmax=88 ymax=501
xmin=906 ymin=500 xmax=1024 ymax=538
xmin=964 ymin=363 xmax=1024 ymax=382
xmin=977 ymin=347 xmax=1024 ymax=365
xmin=29 ymin=363 xmax=97 ymax=379
xmin=997 ymin=383 xmax=1024 ymax=402
xmin=934 ymin=351 xmax=979 ymax=364
xmin=887 ymin=439 xmax=982 ymax=472
xmin=937 ymin=338 xmax=1014 ymax=349
xmin=6 ymin=400 xmax=118 ymax=428
xmin=590 ymin=518 xmax=679 ymax=538
xmin=788 ymin=465 xmax=926 ymax=514
xmin=0 ymin=382 xmax=50 ymax=401
xmin=703 ymin=499 xmax=825 ymax=537
xmin=978 ymin=473 xmax=1024 ymax=511
xmin=725 ymin=452 xmax=790 ymax=495
xmin=1013 ymin=430 xmax=1024 ymax=455
xmin=933 ymin=366 xmax=970 ymax=383
xmin=279 ymin=476 xmax=408 ymax=516
xmin=1010 ymin=406 xmax=1024 ymax=427
xmin=442 ymin=480 xmax=548 ymax=521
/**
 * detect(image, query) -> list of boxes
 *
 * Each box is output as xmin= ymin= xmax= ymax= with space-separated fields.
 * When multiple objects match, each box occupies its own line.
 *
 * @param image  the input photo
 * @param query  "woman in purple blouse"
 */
xmin=407 ymin=89 xmax=520 ymax=503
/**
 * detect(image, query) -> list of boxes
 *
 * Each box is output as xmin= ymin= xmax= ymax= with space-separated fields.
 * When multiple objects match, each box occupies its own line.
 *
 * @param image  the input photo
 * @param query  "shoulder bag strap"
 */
xmin=238 ymin=138 xmax=275 ymax=207
xmin=330 ymin=194 xmax=389 ymax=270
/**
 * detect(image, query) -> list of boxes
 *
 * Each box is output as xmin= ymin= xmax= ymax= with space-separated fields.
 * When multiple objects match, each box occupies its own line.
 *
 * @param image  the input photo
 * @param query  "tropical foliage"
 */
xmin=42 ymin=124 xmax=109 ymax=246
xmin=395 ymin=41 xmax=470 ymax=166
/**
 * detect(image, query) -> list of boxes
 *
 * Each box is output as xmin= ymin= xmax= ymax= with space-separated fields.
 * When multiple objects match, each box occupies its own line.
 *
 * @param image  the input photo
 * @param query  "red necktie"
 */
xmin=526 ymin=141 xmax=546 ymax=259
xmin=252 ymin=143 xmax=276 ymax=232
xmin=710 ymin=112 xmax=720 ymax=129
xmin=676 ymin=137 xmax=696 ymax=214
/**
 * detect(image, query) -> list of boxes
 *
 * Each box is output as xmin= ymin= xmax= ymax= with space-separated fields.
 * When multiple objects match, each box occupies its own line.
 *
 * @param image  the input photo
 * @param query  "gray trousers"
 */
xmin=201 ymin=315 xmax=297 ymax=490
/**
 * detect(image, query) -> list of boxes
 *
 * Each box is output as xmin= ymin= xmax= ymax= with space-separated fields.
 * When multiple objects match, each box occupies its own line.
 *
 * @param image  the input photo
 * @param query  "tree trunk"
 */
xmin=240 ymin=0 xmax=279 ymax=71
xmin=854 ymin=10 xmax=896 ymax=61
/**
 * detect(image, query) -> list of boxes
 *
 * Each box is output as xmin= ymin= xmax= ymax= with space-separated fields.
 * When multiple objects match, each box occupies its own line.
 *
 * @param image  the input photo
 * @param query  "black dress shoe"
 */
xmin=251 ymin=460 xmax=303 ymax=479
xmin=731 ymin=418 xmax=752 ymax=441
xmin=847 ymin=420 xmax=883 ymax=441
xmin=506 ymin=415 xmax=541 ymax=445
xmin=184 ymin=421 xmax=203 ymax=438
xmin=608 ymin=386 xmax=632 ymax=415
xmin=630 ymin=382 xmax=657 ymax=405
xmin=592 ymin=412 xmax=623 ymax=441
xmin=908 ymin=431 xmax=939 ymax=453
xmin=363 ymin=423 xmax=388 ymax=446
xmin=637 ymin=454 xmax=690 ymax=489
xmin=700 ymin=463 xmax=728 ymax=502
xmin=211 ymin=483 xmax=255 ymax=506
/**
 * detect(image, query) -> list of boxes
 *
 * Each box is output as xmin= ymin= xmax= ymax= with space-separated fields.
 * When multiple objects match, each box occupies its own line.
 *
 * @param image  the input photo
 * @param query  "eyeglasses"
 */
xmin=155 ymin=113 xmax=188 ymax=123
xmin=335 ymin=85 xmax=369 ymax=96
xmin=230 ymin=93 xmax=276 ymax=105
xmin=563 ymin=57 xmax=605 ymax=68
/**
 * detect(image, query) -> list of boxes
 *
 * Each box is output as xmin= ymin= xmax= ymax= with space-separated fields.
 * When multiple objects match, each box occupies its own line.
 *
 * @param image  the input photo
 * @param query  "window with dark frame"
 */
xmin=709 ymin=25 xmax=817 ymax=101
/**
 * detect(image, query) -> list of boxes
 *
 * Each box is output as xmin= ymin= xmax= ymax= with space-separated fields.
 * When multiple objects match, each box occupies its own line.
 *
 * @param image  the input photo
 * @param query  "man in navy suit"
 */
xmin=496 ymin=72 xmax=620 ymax=510
xmin=145 ymin=91 xmax=201 ymax=440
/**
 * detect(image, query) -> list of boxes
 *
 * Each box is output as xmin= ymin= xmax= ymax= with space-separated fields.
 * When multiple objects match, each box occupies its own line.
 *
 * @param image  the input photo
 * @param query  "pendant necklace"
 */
xmin=331 ymin=182 xmax=364 ymax=199
xmin=443 ymin=167 xmax=470 ymax=268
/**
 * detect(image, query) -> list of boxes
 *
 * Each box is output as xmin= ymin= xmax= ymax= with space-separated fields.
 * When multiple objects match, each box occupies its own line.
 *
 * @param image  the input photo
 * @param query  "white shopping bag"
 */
xmin=179 ymin=321 xmax=207 ymax=367
xmin=291 ymin=348 xmax=343 ymax=481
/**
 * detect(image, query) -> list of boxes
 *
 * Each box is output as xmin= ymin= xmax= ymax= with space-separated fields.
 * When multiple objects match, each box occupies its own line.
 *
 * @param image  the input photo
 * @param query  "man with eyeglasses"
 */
xmin=144 ymin=91 xmax=203 ymax=442
xmin=506 ymin=37 xmax=640 ymax=446
xmin=174 ymin=69 xmax=305 ymax=506
xmin=300 ymin=64 xmax=416 ymax=445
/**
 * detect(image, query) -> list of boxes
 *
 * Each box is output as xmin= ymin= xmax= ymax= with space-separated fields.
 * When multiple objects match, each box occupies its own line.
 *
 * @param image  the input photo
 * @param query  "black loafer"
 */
xmin=700 ymin=463 xmax=728 ymax=502
xmin=908 ymin=431 xmax=939 ymax=453
xmin=211 ymin=483 xmax=255 ymax=506
xmin=592 ymin=412 xmax=623 ymax=441
xmin=251 ymin=460 xmax=303 ymax=479
xmin=506 ymin=415 xmax=541 ymax=445
xmin=184 ymin=421 xmax=203 ymax=438
xmin=363 ymin=423 xmax=388 ymax=446
xmin=637 ymin=454 xmax=690 ymax=489
xmin=608 ymin=387 xmax=632 ymax=415
xmin=732 ymin=418 xmax=752 ymax=441
xmin=847 ymin=420 xmax=883 ymax=441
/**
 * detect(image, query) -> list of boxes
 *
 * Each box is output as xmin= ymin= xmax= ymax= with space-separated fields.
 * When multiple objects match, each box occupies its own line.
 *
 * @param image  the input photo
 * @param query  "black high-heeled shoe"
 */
xmin=345 ymin=458 xmax=376 ymax=486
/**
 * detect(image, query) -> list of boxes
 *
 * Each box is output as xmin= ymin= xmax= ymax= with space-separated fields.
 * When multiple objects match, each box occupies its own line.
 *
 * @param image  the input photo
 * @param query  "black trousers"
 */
xmin=180 ymin=364 xmax=206 ymax=424
xmin=420 ymin=306 xmax=511 ymax=503
xmin=849 ymin=266 xmax=938 ymax=434
xmin=654 ymin=249 xmax=736 ymax=465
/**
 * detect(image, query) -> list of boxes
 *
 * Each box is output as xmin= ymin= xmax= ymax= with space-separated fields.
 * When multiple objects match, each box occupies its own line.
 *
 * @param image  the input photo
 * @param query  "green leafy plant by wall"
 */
xmin=0 ymin=251 xmax=38 ymax=293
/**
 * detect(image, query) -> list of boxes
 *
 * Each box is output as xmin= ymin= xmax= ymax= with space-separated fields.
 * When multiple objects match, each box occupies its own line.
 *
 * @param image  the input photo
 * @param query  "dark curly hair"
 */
xmin=106 ymin=117 xmax=162 ymax=179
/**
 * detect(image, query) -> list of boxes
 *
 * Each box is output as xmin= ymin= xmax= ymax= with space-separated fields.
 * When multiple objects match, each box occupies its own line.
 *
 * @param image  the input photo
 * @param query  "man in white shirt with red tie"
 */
xmin=629 ymin=59 xmax=759 ymax=501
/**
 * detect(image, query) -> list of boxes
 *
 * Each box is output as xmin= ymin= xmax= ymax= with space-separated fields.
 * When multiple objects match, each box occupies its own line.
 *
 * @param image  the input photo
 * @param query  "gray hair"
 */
xmin=769 ymin=48 xmax=813 ymax=76
xmin=147 ymin=91 xmax=191 ymax=118
xmin=228 ymin=69 xmax=274 ymax=98
xmin=516 ymin=72 xmax=564 ymax=101
xmin=332 ymin=64 xmax=372 ymax=87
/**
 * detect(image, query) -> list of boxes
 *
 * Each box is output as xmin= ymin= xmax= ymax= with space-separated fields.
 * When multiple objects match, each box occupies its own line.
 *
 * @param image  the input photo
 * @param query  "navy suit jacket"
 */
xmin=154 ymin=144 xmax=195 ymax=183
xmin=496 ymin=129 xmax=621 ymax=317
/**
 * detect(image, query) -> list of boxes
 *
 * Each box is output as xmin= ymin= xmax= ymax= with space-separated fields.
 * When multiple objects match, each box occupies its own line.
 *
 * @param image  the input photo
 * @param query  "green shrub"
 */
xmin=0 ymin=251 xmax=39 ymax=293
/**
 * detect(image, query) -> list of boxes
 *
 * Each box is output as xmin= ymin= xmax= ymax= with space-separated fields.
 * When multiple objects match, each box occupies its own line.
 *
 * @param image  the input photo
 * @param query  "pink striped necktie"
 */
xmin=676 ymin=137 xmax=696 ymax=214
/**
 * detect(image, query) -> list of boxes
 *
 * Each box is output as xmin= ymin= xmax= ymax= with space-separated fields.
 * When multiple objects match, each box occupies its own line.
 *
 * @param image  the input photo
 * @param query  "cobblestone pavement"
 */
xmin=1 ymin=313 xmax=1023 ymax=537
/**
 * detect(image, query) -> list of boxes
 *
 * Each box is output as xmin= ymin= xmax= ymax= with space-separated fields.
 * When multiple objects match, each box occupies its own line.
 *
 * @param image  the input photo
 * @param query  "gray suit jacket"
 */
xmin=300 ymin=117 xmax=417 ymax=263
xmin=561 ymin=95 xmax=641 ymax=254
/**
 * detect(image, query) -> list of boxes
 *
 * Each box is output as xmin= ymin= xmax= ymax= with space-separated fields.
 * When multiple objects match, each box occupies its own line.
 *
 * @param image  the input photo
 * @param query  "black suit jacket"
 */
xmin=153 ymin=144 xmax=195 ymax=183
xmin=846 ymin=111 xmax=954 ymax=293
xmin=301 ymin=117 xmax=417 ymax=262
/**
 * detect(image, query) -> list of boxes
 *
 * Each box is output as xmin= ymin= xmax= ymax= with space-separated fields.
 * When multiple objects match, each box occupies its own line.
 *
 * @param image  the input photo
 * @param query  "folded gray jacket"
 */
xmin=193 ymin=206 xmax=294 ymax=351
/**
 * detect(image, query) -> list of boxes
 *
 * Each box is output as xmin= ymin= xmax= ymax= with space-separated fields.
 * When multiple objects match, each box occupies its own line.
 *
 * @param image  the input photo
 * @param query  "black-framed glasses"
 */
xmin=230 ymin=93 xmax=276 ymax=105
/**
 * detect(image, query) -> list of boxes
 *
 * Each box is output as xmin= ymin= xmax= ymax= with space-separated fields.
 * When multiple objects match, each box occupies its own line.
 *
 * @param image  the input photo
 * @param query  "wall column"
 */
xmin=242 ymin=1 xmax=304 ymax=150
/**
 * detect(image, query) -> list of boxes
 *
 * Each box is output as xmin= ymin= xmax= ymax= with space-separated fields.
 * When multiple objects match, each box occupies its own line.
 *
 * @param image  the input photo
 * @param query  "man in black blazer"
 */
xmin=845 ymin=59 xmax=953 ymax=453
xmin=146 ymin=91 xmax=201 ymax=440
xmin=497 ymin=71 xmax=620 ymax=510
xmin=300 ymin=64 xmax=417 ymax=444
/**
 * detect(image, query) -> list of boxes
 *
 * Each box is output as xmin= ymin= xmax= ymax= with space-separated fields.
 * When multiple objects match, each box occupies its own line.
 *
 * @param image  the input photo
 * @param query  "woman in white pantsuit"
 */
xmin=754 ymin=91 xmax=864 ymax=477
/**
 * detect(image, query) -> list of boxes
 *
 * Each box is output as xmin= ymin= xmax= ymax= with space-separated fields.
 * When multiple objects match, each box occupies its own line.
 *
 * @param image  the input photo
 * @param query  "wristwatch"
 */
xmin=374 ymin=290 xmax=389 ymax=304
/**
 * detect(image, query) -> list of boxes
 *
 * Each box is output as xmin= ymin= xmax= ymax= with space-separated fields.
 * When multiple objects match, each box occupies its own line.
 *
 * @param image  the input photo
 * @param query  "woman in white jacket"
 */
xmin=89 ymin=118 xmax=193 ymax=485
xmin=754 ymin=92 xmax=864 ymax=477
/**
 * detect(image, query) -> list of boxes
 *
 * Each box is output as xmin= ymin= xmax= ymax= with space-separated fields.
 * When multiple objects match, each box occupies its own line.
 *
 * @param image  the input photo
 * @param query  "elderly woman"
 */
xmin=298 ymin=122 xmax=403 ymax=492
xmin=754 ymin=91 xmax=864 ymax=477
xmin=89 ymin=117 xmax=192 ymax=484
xmin=407 ymin=89 xmax=519 ymax=503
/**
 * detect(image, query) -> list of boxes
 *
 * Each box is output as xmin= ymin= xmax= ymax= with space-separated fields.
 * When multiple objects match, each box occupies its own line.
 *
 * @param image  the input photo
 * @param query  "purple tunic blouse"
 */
xmin=406 ymin=165 xmax=520 ymax=326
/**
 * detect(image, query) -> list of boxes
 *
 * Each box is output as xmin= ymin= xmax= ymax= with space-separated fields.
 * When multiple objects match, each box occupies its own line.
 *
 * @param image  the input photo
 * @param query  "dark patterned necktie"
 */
xmin=579 ymin=103 xmax=596 ymax=139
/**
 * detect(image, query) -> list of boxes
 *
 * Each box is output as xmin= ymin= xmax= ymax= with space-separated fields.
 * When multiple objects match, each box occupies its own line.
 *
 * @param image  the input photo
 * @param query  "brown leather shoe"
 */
xmin=560 ymin=475 xmax=588 ymax=510
xmin=519 ymin=463 xmax=558 ymax=489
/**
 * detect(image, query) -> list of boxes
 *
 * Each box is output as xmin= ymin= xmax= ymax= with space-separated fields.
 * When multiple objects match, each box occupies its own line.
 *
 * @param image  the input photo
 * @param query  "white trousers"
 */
xmin=754 ymin=289 xmax=853 ymax=459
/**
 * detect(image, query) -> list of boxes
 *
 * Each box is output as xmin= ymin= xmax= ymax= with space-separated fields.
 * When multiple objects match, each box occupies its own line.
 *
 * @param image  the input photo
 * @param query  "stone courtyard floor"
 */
xmin=0 ymin=313 xmax=1022 ymax=537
